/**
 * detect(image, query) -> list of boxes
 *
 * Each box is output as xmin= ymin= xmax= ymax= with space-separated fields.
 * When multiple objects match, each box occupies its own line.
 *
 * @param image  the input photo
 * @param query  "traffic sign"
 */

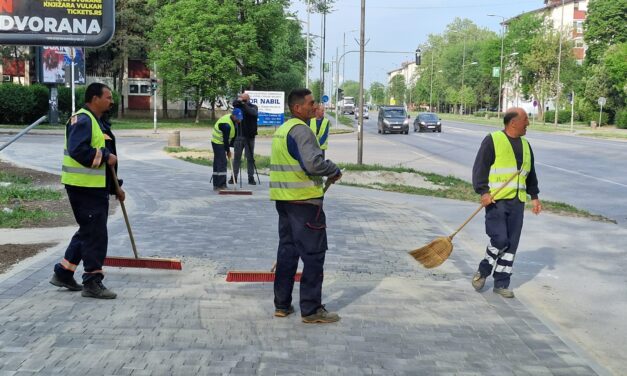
xmin=598 ymin=97 xmax=607 ymax=106
xmin=322 ymin=95 xmax=329 ymax=103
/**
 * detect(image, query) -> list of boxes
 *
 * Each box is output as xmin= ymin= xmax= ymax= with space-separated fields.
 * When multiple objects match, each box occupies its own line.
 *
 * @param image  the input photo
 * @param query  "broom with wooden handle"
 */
xmin=227 ymin=178 xmax=335 ymax=282
xmin=409 ymin=169 xmax=521 ymax=269
xmin=103 ymin=165 xmax=183 ymax=270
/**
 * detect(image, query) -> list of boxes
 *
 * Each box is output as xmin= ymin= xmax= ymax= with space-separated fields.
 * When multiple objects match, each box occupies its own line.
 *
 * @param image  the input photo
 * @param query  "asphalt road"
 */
xmin=352 ymin=113 xmax=627 ymax=226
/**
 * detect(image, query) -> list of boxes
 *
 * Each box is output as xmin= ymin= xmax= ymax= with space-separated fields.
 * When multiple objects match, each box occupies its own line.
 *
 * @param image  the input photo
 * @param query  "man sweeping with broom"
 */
xmin=270 ymin=88 xmax=342 ymax=323
xmin=470 ymin=107 xmax=542 ymax=298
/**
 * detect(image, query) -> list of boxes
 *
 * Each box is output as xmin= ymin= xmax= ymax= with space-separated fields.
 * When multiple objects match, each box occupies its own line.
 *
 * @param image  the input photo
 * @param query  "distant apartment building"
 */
xmin=503 ymin=0 xmax=588 ymax=113
xmin=386 ymin=61 xmax=418 ymax=105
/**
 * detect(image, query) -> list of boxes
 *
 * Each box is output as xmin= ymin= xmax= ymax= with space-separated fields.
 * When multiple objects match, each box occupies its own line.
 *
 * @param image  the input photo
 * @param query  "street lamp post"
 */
xmin=429 ymin=50 xmax=435 ymax=111
xmin=488 ymin=14 xmax=505 ymax=118
xmin=554 ymin=0 xmax=565 ymax=127
xmin=306 ymin=0 xmax=310 ymax=87
xmin=461 ymin=61 xmax=477 ymax=115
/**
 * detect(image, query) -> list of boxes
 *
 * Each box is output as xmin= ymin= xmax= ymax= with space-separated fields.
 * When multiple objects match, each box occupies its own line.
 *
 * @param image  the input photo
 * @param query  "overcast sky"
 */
xmin=288 ymin=0 xmax=544 ymax=93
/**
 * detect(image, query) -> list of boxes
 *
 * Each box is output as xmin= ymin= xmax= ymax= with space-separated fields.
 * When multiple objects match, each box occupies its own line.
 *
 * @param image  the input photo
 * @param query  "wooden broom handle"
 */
xmin=449 ymin=169 xmax=521 ymax=240
xmin=109 ymin=165 xmax=139 ymax=259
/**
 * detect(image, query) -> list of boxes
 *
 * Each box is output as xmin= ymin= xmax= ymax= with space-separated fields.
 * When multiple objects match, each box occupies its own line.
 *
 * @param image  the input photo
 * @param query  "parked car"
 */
xmin=377 ymin=106 xmax=409 ymax=134
xmin=414 ymin=112 xmax=442 ymax=132
xmin=354 ymin=107 xmax=369 ymax=119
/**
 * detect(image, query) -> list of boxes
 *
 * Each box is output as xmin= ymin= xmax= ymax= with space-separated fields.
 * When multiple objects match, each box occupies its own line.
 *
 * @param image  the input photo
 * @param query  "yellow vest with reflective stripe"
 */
xmin=309 ymin=117 xmax=329 ymax=150
xmin=270 ymin=118 xmax=324 ymax=201
xmin=211 ymin=114 xmax=236 ymax=145
xmin=489 ymin=131 xmax=531 ymax=202
xmin=61 ymin=109 xmax=106 ymax=188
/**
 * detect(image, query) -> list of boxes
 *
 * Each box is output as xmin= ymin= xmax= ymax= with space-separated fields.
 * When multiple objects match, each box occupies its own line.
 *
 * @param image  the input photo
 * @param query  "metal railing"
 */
xmin=0 ymin=115 xmax=48 ymax=153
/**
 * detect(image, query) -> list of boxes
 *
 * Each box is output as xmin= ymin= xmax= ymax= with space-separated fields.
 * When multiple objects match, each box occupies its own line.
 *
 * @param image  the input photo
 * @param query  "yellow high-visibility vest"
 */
xmin=211 ymin=114 xmax=236 ymax=145
xmin=489 ymin=131 xmax=531 ymax=202
xmin=309 ymin=117 xmax=329 ymax=150
xmin=270 ymin=118 xmax=323 ymax=201
xmin=61 ymin=109 xmax=106 ymax=188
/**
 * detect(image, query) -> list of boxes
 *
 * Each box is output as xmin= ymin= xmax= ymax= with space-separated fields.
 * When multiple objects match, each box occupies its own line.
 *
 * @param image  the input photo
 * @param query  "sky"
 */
xmin=287 ymin=0 xmax=545 ymax=94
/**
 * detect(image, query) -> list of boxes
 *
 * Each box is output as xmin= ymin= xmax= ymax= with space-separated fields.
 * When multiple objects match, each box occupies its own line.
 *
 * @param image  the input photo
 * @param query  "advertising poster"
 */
xmin=41 ymin=46 xmax=85 ymax=84
xmin=246 ymin=91 xmax=285 ymax=126
xmin=0 ymin=0 xmax=115 ymax=47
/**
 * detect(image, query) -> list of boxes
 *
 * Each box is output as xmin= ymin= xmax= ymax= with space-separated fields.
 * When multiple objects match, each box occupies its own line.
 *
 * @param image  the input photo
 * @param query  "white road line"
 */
xmin=537 ymin=162 xmax=627 ymax=189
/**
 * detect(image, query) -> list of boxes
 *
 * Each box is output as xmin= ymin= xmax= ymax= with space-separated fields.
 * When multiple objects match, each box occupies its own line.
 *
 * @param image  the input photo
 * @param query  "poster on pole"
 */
xmin=246 ymin=91 xmax=285 ymax=126
xmin=40 ymin=47 xmax=85 ymax=84
xmin=0 ymin=0 xmax=115 ymax=47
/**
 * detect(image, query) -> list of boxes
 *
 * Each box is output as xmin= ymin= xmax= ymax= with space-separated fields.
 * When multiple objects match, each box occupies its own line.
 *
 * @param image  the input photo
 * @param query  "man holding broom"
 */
xmin=270 ymin=88 xmax=342 ymax=323
xmin=211 ymin=108 xmax=243 ymax=190
xmin=471 ymin=107 xmax=542 ymax=298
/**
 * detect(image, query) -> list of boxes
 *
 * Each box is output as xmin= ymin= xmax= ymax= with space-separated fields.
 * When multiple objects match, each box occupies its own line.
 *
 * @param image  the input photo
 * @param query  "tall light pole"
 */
xmin=554 ymin=0 xmax=565 ymax=127
xmin=488 ymin=14 xmax=505 ymax=118
xmin=357 ymin=0 xmax=366 ymax=165
xmin=306 ymin=0 xmax=311 ymax=87
xmin=429 ymin=49 xmax=435 ymax=111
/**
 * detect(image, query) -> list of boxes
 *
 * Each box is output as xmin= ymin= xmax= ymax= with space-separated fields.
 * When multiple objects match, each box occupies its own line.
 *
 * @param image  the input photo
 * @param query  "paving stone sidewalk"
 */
xmin=0 ymin=137 xmax=606 ymax=375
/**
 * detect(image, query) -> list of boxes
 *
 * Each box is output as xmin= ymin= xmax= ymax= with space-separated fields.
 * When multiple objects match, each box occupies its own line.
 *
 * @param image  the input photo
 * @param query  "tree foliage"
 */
xmin=584 ymin=0 xmax=627 ymax=66
xmin=369 ymin=82 xmax=385 ymax=105
xmin=149 ymin=0 xmax=258 ymax=122
xmin=389 ymin=75 xmax=406 ymax=105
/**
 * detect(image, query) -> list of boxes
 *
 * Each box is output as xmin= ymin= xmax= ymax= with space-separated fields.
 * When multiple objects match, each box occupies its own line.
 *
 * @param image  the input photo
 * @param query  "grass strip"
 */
xmin=0 ymin=207 xmax=56 ymax=228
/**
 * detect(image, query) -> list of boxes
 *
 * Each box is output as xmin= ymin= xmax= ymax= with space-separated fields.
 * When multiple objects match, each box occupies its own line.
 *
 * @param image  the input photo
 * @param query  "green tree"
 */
xmin=584 ymin=0 xmax=627 ymax=65
xmin=369 ymin=82 xmax=385 ymax=105
xmin=341 ymin=80 xmax=360 ymax=98
xmin=150 ymin=0 xmax=258 ymax=122
xmin=89 ymin=0 xmax=155 ymax=117
xmin=389 ymin=75 xmax=406 ymax=105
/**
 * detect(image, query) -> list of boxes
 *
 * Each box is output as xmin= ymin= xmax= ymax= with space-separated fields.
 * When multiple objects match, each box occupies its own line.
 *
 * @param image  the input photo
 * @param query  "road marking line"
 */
xmin=537 ymin=162 xmax=627 ymax=189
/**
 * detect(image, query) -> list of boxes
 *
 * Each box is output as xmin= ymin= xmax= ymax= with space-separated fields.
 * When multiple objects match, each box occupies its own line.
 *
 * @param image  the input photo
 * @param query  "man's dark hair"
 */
xmin=503 ymin=110 xmax=519 ymax=126
xmin=287 ymin=88 xmax=312 ymax=109
xmin=85 ymin=83 xmax=110 ymax=103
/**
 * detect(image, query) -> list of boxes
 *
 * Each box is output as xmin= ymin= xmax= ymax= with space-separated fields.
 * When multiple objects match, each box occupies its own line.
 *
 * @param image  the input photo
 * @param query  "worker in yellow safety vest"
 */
xmin=211 ymin=108 xmax=242 ymax=190
xmin=470 ymin=107 xmax=542 ymax=299
xmin=51 ymin=83 xmax=123 ymax=300
xmin=309 ymin=104 xmax=330 ymax=158
xmin=270 ymin=88 xmax=342 ymax=324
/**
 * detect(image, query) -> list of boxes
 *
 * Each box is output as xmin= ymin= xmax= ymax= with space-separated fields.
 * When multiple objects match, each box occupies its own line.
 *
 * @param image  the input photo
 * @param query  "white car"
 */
xmin=354 ymin=107 xmax=369 ymax=119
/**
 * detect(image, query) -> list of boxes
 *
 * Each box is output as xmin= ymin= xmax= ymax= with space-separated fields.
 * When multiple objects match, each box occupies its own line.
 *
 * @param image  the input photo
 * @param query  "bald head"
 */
xmin=239 ymin=93 xmax=250 ymax=102
xmin=503 ymin=107 xmax=529 ymax=138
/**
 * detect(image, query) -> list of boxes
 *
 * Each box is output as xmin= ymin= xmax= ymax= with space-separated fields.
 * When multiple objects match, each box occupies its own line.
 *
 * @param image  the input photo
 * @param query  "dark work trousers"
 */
xmin=211 ymin=142 xmax=227 ymax=188
xmin=321 ymin=149 xmax=326 ymax=159
xmin=54 ymin=186 xmax=109 ymax=284
xmin=477 ymin=198 xmax=525 ymax=289
xmin=232 ymin=136 xmax=255 ymax=182
xmin=274 ymin=201 xmax=328 ymax=317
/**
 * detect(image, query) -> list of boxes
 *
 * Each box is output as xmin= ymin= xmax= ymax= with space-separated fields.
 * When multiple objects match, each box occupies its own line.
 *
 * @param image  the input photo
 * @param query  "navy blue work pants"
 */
xmin=211 ymin=142 xmax=228 ymax=188
xmin=54 ymin=186 xmax=109 ymax=284
xmin=477 ymin=199 xmax=525 ymax=289
xmin=274 ymin=201 xmax=328 ymax=317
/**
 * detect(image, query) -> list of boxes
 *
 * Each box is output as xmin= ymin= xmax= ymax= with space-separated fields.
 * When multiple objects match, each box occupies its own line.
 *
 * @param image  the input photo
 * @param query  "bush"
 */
xmin=543 ymin=110 xmax=572 ymax=124
xmin=0 ymin=84 xmax=36 ymax=124
xmin=28 ymin=84 xmax=50 ymax=123
xmin=613 ymin=109 xmax=627 ymax=129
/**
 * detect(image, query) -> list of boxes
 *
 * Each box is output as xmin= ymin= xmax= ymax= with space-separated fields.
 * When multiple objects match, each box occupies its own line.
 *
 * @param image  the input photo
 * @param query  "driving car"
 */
xmin=377 ymin=106 xmax=409 ymax=134
xmin=413 ymin=112 xmax=442 ymax=132
xmin=354 ymin=107 xmax=369 ymax=119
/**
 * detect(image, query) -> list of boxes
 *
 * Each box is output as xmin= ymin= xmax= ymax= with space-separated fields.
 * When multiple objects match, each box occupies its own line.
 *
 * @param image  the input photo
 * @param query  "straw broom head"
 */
xmin=408 ymin=236 xmax=453 ymax=269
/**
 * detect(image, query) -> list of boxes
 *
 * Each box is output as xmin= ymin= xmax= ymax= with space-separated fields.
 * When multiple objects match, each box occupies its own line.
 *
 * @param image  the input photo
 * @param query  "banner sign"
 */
xmin=0 ymin=0 xmax=115 ymax=47
xmin=246 ymin=91 xmax=285 ymax=126
xmin=41 ymin=46 xmax=85 ymax=84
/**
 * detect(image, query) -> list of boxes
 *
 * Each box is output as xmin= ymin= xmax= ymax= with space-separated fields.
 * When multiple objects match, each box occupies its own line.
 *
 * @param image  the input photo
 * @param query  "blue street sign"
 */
xmin=322 ymin=95 xmax=329 ymax=103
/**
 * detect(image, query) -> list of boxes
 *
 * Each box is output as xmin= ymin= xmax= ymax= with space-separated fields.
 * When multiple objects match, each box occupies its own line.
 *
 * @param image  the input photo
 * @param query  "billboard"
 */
xmin=246 ymin=91 xmax=285 ymax=126
xmin=0 ymin=0 xmax=115 ymax=47
xmin=41 ymin=46 xmax=85 ymax=84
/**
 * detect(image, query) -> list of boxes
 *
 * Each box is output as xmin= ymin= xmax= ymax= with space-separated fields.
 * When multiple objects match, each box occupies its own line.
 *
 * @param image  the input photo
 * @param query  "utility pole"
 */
xmin=306 ymin=0 xmax=310 ymax=87
xmin=319 ymin=2 xmax=327 ymax=99
xmin=554 ymin=0 xmax=565 ymax=127
xmin=429 ymin=50 xmax=435 ymax=111
xmin=488 ymin=14 xmax=506 ymax=118
xmin=357 ymin=0 xmax=366 ymax=164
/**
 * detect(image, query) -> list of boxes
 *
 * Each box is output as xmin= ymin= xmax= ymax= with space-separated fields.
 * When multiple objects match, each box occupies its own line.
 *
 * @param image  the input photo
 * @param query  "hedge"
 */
xmin=543 ymin=110 xmax=572 ymax=124
xmin=0 ymin=83 xmax=120 ymax=125
xmin=615 ymin=108 xmax=627 ymax=129
xmin=0 ymin=84 xmax=36 ymax=124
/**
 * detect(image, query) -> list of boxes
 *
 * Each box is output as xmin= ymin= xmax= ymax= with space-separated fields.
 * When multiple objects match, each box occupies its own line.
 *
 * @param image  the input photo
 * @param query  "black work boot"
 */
xmin=228 ymin=177 xmax=234 ymax=184
xmin=81 ymin=280 xmax=117 ymax=299
xmin=49 ymin=274 xmax=82 ymax=291
xmin=248 ymin=178 xmax=257 ymax=185
xmin=302 ymin=305 xmax=340 ymax=324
